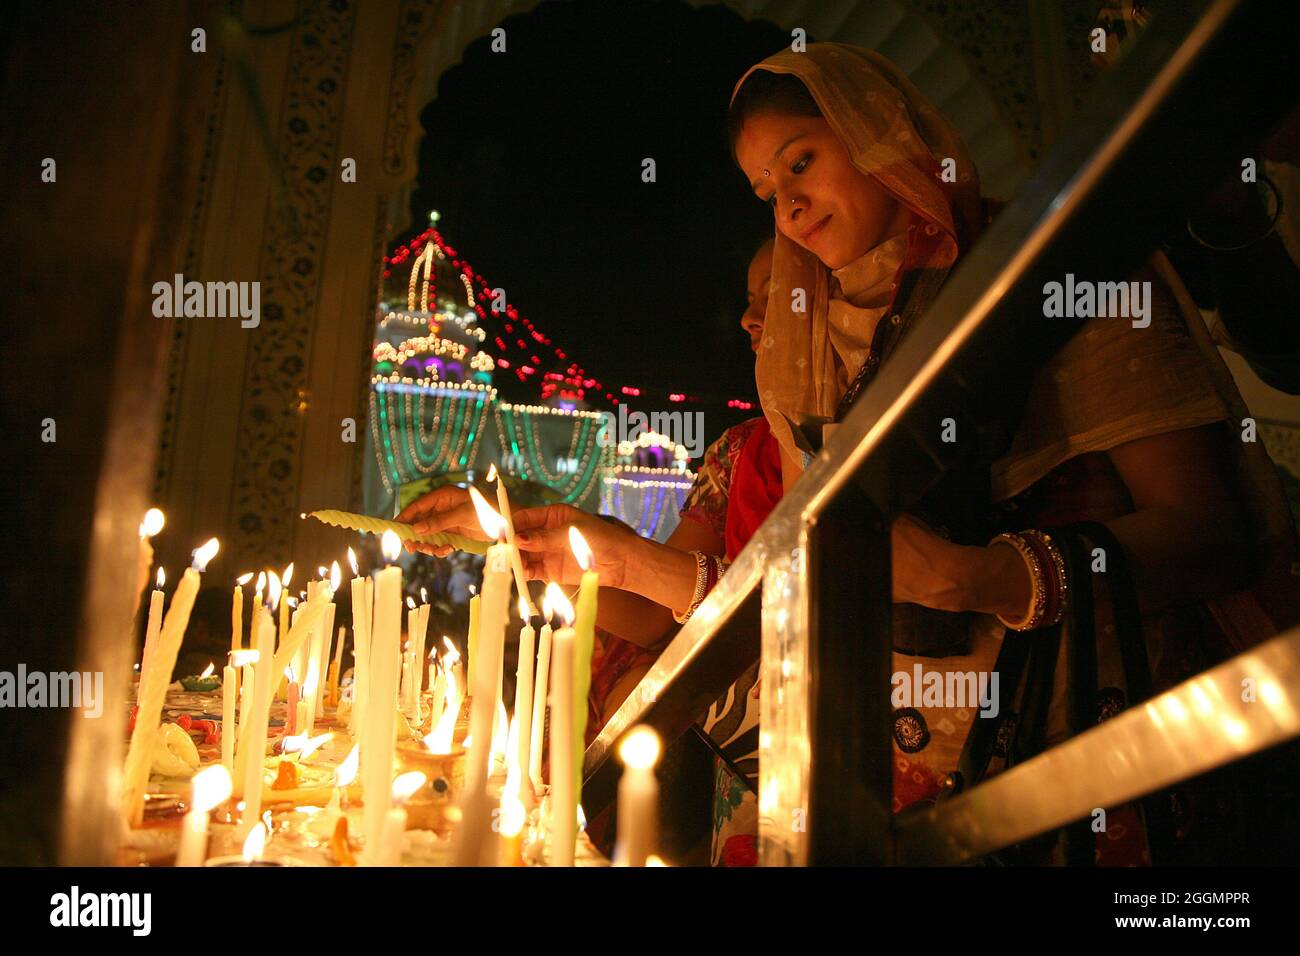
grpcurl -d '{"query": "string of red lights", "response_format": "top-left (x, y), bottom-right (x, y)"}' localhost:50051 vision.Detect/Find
top-left (382, 227), bottom-right (756, 412)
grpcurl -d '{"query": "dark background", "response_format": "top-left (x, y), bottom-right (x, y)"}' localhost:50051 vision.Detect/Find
top-left (408, 0), bottom-right (790, 439)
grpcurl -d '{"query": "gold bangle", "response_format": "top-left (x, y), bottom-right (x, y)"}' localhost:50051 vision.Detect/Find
top-left (989, 532), bottom-right (1047, 631)
top-left (673, 551), bottom-right (710, 624)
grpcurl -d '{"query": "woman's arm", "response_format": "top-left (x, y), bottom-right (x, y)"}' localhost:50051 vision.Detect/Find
top-left (593, 517), bottom-right (725, 647)
top-left (893, 423), bottom-right (1253, 620)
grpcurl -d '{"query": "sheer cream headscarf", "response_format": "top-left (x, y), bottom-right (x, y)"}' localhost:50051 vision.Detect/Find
top-left (732, 43), bottom-right (981, 480)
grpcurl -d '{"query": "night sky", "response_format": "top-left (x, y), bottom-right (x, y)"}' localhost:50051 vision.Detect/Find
top-left (408, 0), bottom-right (791, 444)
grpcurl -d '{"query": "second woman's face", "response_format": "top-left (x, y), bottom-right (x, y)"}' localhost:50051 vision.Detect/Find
top-left (735, 111), bottom-right (906, 269)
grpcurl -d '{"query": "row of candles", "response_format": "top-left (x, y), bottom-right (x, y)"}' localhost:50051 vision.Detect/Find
top-left (128, 469), bottom-right (663, 867)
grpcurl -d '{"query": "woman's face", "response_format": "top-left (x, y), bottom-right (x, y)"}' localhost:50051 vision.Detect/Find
top-left (741, 241), bottom-right (774, 352)
top-left (735, 111), bottom-right (907, 269)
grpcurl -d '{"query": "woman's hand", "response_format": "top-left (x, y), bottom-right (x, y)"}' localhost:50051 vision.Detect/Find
top-left (510, 505), bottom-right (639, 589)
top-left (394, 486), bottom-right (490, 557)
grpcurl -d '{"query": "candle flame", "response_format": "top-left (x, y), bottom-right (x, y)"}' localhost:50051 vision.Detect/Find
top-left (318, 566), bottom-right (328, 579)
top-left (139, 507), bottom-right (165, 538)
top-left (391, 771), bottom-right (427, 804)
top-left (191, 765), bottom-right (232, 814)
top-left (517, 595), bottom-right (530, 621)
top-left (282, 562), bottom-right (294, 588)
top-left (499, 794), bottom-right (526, 838)
top-left (286, 596), bottom-right (299, 609)
top-left (577, 804), bottom-right (588, 831)
top-left (646, 855), bottom-right (668, 867)
top-left (330, 560), bottom-right (342, 592)
top-left (407, 596), bottom-right (416, 610)
top-left (423, 671), bottom-right (459, 753)
top-left (199, 662), bottom-right (215, 680)
top-left (229, 649), bottom-right (259, 667)
top-left (156, 566), bottom-right (166, 589)
top-left (420, 587), bottom-right (428, 604)
top-left (545, 582), bottom-right (574, 627)
top-left (486, 462), bottom-right (498, 483)
top-left (568, 526), bottom-right (593, 571)
top-left (619, 726), bottom-right (661, 770)
top-left (236, 572), bottom-right (253, 586)
top-left (255, 571), bottom-right (266, 595)
top-left (267, 570), bottom-right (281, 611)
top-left (336, 744), bottom-right (360, 787)
top-left (381, 530), bottom-right (401, 562)
top-left (242, 823), bottom-right (267, 862)
top-left (192, 537), bottom-right (220, 572)
top-left (468, 486), bottom-right (507, 541)
top-left (281, 732), bottom-right (307, 754)
top-left (441, 636), bottom-right (460, 664)
top-left (347, 547), bottom-right (359, 576)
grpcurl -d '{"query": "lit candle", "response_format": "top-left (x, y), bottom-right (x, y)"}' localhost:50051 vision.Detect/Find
top-left (614, 726), bottom-right (661, 867)
top-left (569, 527), bottom-right (599, 807)
top-left (445, 634), bottom-right (464, 700)
top-left (348, 547), bottom-right (371, 736)
top-left (411, 589), bottom-right (430, 726)
top-left (529, 593), bottom-right (555, 793)
top-left (467, 592), bottom-right (480, 695)
top-left (423, 668), bottom-right (459, 754)
top-left (140, 566), bottom-right (165, 681)
top-left (229, 572), bottom-right (252, 706)
top-left (427, 654), bottom-right (446, 733)
top-left (174, 765), bottom-right (232, 867)
top-left (362, 531), bottom-right (404, 855)
top-left (223, 648), bottom-right (255, 776)
top-left (454, 487), bottom-right (511, 866)
top-left (122, 538), bottom-right (219, 829)
top-left (279, 562), bottom-right (295, 646)
top-left (498, 777), bottom-right (526, 867)
top-left (316, 562), bottom-right (341, 716)
top-left (488, 463), bottom-right (538, 618)
top-left (512, 596), bottom-right (536, 806)
top-left (239, 604), bottom-right (277, 836)
top-left (252, 571), bottom-right (265, 627)
top-left (367, 771), bottom-right (426, 867)
top-left (548, 588), bottom-right (577, 866)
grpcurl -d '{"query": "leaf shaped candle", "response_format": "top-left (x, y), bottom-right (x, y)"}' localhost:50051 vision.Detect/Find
top-left (306, 510), bottom-right (489, 555)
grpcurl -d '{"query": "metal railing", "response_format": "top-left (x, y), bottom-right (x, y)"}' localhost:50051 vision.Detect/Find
top-left (583, 0), bottom-right (1300, 864)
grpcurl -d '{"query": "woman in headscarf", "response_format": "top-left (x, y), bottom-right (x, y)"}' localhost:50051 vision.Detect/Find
top-left (405, 43), bottom-right (1300, 864)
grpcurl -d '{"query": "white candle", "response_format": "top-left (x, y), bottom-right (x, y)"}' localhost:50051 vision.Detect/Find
top-left (140, 568), bottom-right (165, 680)
top-left (529, 618), bottom-right (553, 792)
top-left (512, 600), bottom-right (536, 804)
top-left (362, 532), bottom-right (404, 856)
top-left (239, 607), bottom-right (277, 836)
top-left (549, 611), bottom-right (576, 867)
top-left (411, 599), bottom-right (430, 726)
top-left (488, 463), bottom-right (538, 618)
top-left (122, 540), bottom-right (217, 829)
top-left (174, 765), bottom-right (232, 867)
top-left (367, 771), bottom-right (425, 867)
top-left (349, 569), bottom-right (372, 735)
top-left (454, 488), bottom-right (512, 866)
top-left (221, 664), bottom-right (237, 775)
top-left (614, 727), bottom-right (661, 866)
